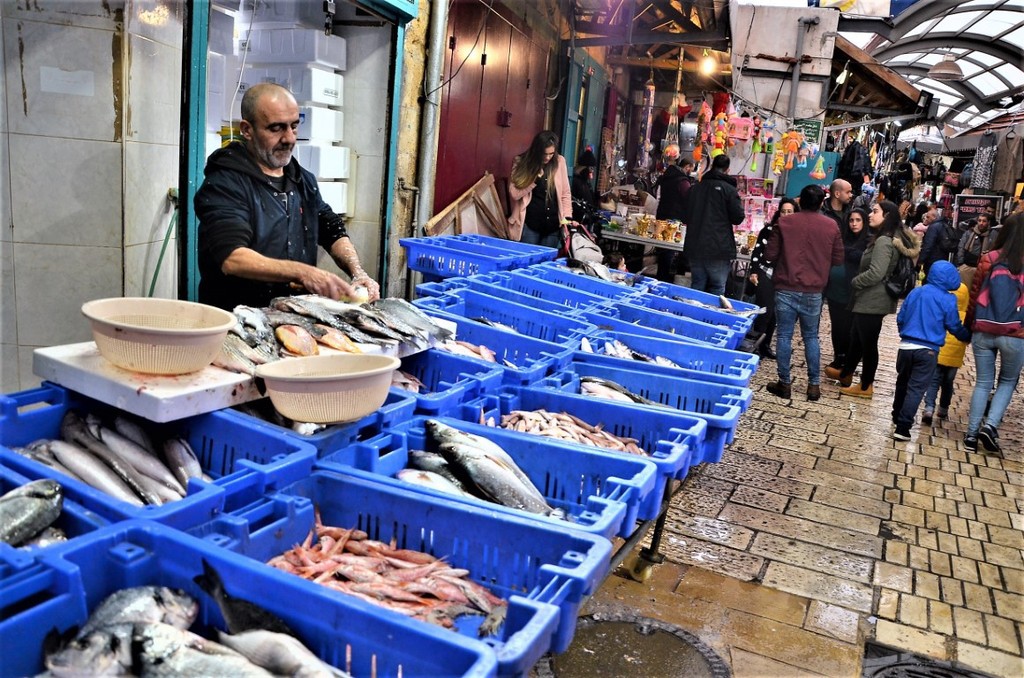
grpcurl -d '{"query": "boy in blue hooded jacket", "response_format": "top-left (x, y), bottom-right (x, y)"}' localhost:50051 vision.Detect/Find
top-left (892, 260), bottom-right (972, 441)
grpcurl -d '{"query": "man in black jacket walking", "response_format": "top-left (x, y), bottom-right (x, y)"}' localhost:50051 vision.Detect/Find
top-left (682, 154), bottom-right (745, 295)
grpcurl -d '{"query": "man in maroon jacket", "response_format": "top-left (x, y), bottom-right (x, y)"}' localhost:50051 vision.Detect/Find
top-left (764, 184), bottom-right (844, 401)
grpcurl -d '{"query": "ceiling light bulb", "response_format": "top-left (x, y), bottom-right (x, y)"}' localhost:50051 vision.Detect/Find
top-left (836, 68), bottom-right (849, 85)
top-left (700, 50), bottom-right (716, 76)
top-left (927, 53), bottom-right (964, 81)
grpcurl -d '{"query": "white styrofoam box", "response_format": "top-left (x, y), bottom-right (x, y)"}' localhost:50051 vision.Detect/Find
top-left (209, 8), bottom-right (236, 55)
top-left (206, 132), bottom-right (223, 160)
top-left (295, 144), bottom-right (350, 180)
top-left (298, 105), bottom-right (343, 142)
top-left (318, 181), bottom-right (348, 215)
top-left (245, 28), bottom-right (346, 71)
top-left (207, 53), bottom-right (227, 130)
top-left (260, 66), bottom-right (343, 107)
top-left (243, 0), bottom-right (326, 29)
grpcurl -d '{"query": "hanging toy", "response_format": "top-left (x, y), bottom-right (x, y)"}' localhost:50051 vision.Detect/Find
top-left (797, 140), bottom-right (810, 169)
top-left (762, 119), bottom-right (776, 155)
top-left (711, 113), bottom-right (728, 157)
top-left (809, 154), bottom-right (827, 180)
top-left (694, 99), bottom-right (713, 162)
top-left (782, 130), bottom-right (803, 170)
top-left (771, 147), bottom-right (786, 175)
top-left (751, 116), bottom-right (762, 154)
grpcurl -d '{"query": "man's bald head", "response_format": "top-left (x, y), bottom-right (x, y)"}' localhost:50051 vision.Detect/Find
top-left (829, 179), bottom-right (853, 207)
top-left (241, 83), bottom-right (296, 125)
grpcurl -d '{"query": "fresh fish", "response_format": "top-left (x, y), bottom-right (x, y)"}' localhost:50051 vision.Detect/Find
top-left (439, 441), bottom-right (552, 515)
top-left (12, 442), bottom-right (85, 483)
top-left (261, 309), bottom-right (328, 336)
top-left (194, 558), bottom-right (295, 635)
top-left (397, 468), bottom-right (478, 499)
top-left (391, 370), bottom-right (425, 393)
top-left (275, 324), bottom-right (319, 356)
top-left (94, 423), bottom-right (186, 494)
top-left (580, 376), bottom-right (667, 408)
top-left (80, 586), bottom-right (199, 637)
top-left (0, 479), bottom-right (63, 545)
top-left (470, 316), bottom-right (518, 333)
top-left (162, 438), bottom-right (203, 490)
top-left (407, 449), bottom-right (459, 480)
top-left (233, 305), bottom-right (276, 346)
top-left (49, 439), bottom-right (145, 506)
top-left (217, 629), bottom-right (350, 678)
top-left (370, 297), bottom-right (453, 343)
top-left (46, 622), bottom-right (135, 677)
top-left (292, 295), bottom-right (419, 342)
top-left (313, 324), bottom-right (362, 352)
top-left (113, 415), bottom-right (158, 456)
top-left (225, 333), bottom-right (279, 365)
top-left (22, 526), bottom-right (68, 548)
top-left (425, 420), bottom-right (541, 498)
top-left (133, 622), bottom-right (274, 677)
top-left (61, 412), bottom-right (161, 505)
top-left (579, 336), bottom-right (594, 353)
top-left (214, 338), bottom-right (259, 376)
top-left (270, 297), bottom-right (386, 346)
top-left (654, 355), bottom-right (682, 368)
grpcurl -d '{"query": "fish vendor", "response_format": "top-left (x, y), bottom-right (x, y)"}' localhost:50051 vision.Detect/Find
top-left (195, 82), bottom-right (380, 310)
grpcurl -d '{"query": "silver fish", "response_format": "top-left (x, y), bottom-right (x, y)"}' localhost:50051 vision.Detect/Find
top-left (0, 479), bottom-right (63, 545)
top-left (134, 622), bottom-right (274, 677)
top-left (80, 586), bottom-right (198, 637)
top-left (579, 376), bottom-right (666, 408)
top-left (439, 441), bottom-right (552, 515)
top-left (214, 338), bottom-right (259, 376)
top-left (224, 333), bottom-right (278, 366)
top-left (234, 305), bottom-right (276, 345)
top-left (49, 439), bottom-right (144, 506)
top-left (46, 622), bottom-right (135, 677)
top-left (12, 442), bottom-right (85, 483)
top-left (162, 438), bottom-right (203, 490)
top-left (217, 629), bottom-right (350, 678)
top-left (61, 412), bottom-right (161, 505)
top-left (95, 424), bottom-right (186, 494)
top-left (425, 420), bottom-right (543, 501)
top-left (113, 415), bottom-right (158, 456)
top-left (407, 449), bottom-right (464, 486)
top-left (397, 468), bottom-right (478, 500)
top-left (22, 525), bottom-right (68, 548)
top-left (370, 298), bottom-right (453, 343)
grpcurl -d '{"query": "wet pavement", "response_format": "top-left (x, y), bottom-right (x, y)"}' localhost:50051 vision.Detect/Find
top-left (576, 311), bottom-right (1023, 677)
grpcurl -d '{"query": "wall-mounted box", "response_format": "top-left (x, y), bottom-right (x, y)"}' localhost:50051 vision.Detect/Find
top-left (295, 144), bottom-right (351, 180)
top-left (318, 181), bottom-right (348, 215)
top-left (245, 28), bottom-right (346, 71)
top-left (252, 65), bottom-right (343, 107)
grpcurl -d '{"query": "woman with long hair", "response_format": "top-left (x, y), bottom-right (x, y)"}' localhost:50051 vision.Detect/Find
top-left (748, 198), bottom-right (798, 359)
top-left (962, 213), bottom-right (1024, 454)
top-left (824, 207), bottom-right (870, 371)
top-left (507, 130), bottom-right (573, 248)
top-left (828, 200), bottom-right (920, 398)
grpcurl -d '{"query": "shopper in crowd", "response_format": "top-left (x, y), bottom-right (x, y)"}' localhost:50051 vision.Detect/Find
top-left (912, 204), bottom-right (934, 239)
top-left (508, 130), bottom-right (573, 249)
top-left (196, 83), bottom-right (379, 310)
top-left (763, 185), bottom-right (844, 401)
top-left (962, 213), bottom-right (1024, 454)
top-left (890, 260), bottom-right (971, 441)
top-left (918, 205), bottom-right (956, 276)
top-left (570, 147), bottom-right (599, 223)
top-left (748, 198), bottom-right (798, 360)
top-left (955, 213), bottom-right (993, 288)
top-left (827, 200), bottom-right (921, 398)
top-left (654, 145), bottom-right (693, 281)
top-left (851, 183), bottom-right (875, 211)
top-left (682, 154), bottom-right (745, 296)
top-left (821, 179), bottom-right (853, 229)
top-left (906, 200), bottom-right (925, 231)
top-left (824, 207), bottom-right (870, 372)
top-left (921, 274), bottom-right (970, 425)
top-left (603, 251), bottom-right (628, 272)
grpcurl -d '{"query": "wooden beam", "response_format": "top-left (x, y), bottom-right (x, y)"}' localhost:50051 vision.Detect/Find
top-left (606, 53), bottom-right (732, 74)
top-left (834, 35), bottom-right (919, 103)
top-left (571, 27), bottom-right (728, 48)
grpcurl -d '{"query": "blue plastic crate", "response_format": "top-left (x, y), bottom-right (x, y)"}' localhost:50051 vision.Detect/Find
top-left (641, 277), bottom-right (760, 312)
top-left (0, 463), bottom-right (107, 558)
top-left (582, 302), bottom-right (739, 349)
top-left (191, 470), bottom-right (612, 671)
top-left (447, 234), bottom-right (558, 267)
top-left (226, 387), bottom-right (417, 456)
top-left (622, 293), bottom-right (756, 336)
top-left (416, 274), bottom-right (586, 317)
top-left (539, 362), bottom-right (752, 464)
top-left (512, 266), bottom-right (638, 302)
top-left (413, 289), bottom-right (598, 345)
top-left (316, 416), bottom-right (658, 538)
top-left (0, 520), bottom-right (497, 678)
top-left (455, 387), bottom-right (707, 515)
top-left (425, 316), bottom-right (575, 386)
top-left (397, 349), bottom-right (505, 416)
top-left (0, 383), bottom-right (317, 530)
top-left (400, 236), bottom-right (523, 279)
top-left (579, 330), bottom-right (760, 387)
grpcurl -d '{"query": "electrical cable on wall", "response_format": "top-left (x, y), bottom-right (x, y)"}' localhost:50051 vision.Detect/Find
top-left (226, 2), bottom-right (261, 143)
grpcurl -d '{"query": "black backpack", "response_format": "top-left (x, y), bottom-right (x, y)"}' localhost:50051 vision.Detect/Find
top-left (938, 221), bottom-right (959, 256)
top-left (885, 252), bottom-right (917, 299)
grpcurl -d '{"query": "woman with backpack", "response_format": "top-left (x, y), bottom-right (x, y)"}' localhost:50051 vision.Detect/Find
top-left (826, 200), bottom-right (920, 398)
top-left (962, 213), bottom-right (1024, 455)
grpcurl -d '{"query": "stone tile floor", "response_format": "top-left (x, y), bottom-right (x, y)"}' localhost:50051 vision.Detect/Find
top-left (582, 313), bottom-right (1023, 677)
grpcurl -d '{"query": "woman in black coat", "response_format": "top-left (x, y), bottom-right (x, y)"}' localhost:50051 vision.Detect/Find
top-left (747, 198), bottom-right (797, 359)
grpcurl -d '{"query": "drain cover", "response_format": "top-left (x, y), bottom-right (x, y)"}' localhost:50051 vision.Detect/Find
top-left (863, 642), bottom-right (997, 678)
top-left (539, 615), bottom-right (731, 678)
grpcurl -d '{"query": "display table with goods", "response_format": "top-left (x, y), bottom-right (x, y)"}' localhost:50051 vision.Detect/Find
top-left (0, 240), bottom-right (763, 676)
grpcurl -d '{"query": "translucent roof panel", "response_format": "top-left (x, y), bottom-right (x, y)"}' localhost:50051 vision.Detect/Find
top-left (839, 0), bottom-right (1024, 132)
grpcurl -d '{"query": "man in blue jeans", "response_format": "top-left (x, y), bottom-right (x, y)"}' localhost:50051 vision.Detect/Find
top-left (682, 154), bottom-right (745, 295)
top-left (764, 185), bottom-right (844, 401)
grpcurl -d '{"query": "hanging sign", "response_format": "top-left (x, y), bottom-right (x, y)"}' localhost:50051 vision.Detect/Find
top-left (792, 118), bottom-right (823, 147)
top-left (953, 194), bottom-right (1004, 229)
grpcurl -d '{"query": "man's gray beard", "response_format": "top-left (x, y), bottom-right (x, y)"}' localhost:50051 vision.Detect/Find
top-left (256, 146), bottom-right (292, 170)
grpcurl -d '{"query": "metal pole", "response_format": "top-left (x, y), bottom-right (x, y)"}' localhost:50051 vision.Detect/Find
top-left (414, 0), bottom-right (450, 236)
top-left (778, 16), bottom-right (819, 197)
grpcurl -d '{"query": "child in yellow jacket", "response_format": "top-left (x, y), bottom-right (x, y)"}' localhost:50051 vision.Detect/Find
top-left (921, 281), bottom-right (970, 424)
